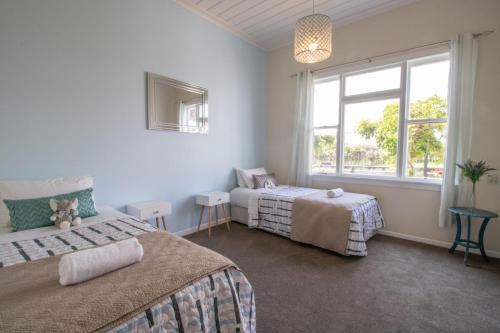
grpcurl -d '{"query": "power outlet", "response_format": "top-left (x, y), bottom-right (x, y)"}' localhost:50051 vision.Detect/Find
top-left (487, 174), bottom-right (499, 184)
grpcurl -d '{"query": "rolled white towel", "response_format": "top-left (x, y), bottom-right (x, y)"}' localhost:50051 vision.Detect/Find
top-left (59, 237), bottom-right (144, 286)
top-left (326, 188), bottom-right (344, 198)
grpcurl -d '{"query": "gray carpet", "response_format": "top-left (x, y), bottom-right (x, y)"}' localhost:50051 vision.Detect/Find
top-left (186, 222), bottom-right (500, 333)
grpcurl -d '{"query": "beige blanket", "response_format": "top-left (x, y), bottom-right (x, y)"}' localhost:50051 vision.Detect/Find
top-left (0, 232), bottom-right (234, 333)
top-left (291, 191), bottom-right (374, 254)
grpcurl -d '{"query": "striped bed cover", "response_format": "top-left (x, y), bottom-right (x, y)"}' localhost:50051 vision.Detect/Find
top-left (248, 186), bottom-right (384, 256)
top-left (0, 216), bottom-right (255, 333)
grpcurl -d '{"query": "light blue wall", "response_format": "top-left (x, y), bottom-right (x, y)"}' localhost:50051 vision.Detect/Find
top-left (0, 0), bottom-right (267, 232)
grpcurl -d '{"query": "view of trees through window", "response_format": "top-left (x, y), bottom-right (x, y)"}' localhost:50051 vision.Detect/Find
top-left (312, 54), bottom-right (450, 180)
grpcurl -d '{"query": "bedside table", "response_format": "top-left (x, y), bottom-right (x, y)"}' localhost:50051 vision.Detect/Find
top-left (195, 191), bottom-right (230, 238)
top-left (127, 200), bottom-right (172, 231)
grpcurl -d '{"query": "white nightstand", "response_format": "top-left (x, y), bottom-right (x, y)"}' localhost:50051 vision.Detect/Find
top-left (127, 200), bottom-right (172, 231)
top-left (195, 191), bottom-right (230, 238)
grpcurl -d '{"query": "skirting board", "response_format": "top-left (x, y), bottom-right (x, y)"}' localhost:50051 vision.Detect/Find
top-left (175, 223), bottom-right (500, 259)
top-left (378, 229), bottom-right (500, 259)
top-left (174, 223), bottom-right (210, 237)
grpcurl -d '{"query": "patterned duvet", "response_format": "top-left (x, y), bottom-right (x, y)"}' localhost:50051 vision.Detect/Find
top-left (0, 214), bottom-right (255, 333)
top-left (247, 186), bottom-right (384, 256)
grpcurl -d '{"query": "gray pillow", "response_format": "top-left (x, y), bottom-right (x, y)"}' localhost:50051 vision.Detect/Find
top-left (253, 173), bottom-right (278, 189)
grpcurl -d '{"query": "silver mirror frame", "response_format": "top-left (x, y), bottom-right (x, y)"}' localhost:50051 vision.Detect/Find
top-left (147, 72), bottom-right (208, 134)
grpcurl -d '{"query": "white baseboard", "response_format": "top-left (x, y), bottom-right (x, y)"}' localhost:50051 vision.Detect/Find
top-left (378, 229), bottom-right (500, 259)
top-left (174, 223), bottom-right (209, 237)
top-left (174, 222), bottom-right (500, 260)
top-left (174, 218), bottom-right (231, 237)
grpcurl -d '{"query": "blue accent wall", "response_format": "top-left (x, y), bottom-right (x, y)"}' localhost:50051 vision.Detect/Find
top-left (0, 0), bottom-right (267, 232)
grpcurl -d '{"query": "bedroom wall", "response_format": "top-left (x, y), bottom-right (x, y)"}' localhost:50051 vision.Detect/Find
top-left (267, 0), bottom-right (500, 253)
top-left (0, 0), bottom-right (267, 232)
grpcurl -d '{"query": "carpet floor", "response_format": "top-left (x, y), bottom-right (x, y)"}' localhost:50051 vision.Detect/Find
top-left (186, 222), bottom-right (500, 333)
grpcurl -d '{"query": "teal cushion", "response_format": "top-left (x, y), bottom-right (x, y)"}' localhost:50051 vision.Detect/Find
top-left (4, 188), bottom-right (98, 232)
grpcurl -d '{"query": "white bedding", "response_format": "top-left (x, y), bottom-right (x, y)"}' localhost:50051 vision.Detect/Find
top-left (230, 186), bottom-right (320, 211)
top-left (230, 187), bottom-right (267, 208)
top-left (0, 206), bottom-right (129, 244)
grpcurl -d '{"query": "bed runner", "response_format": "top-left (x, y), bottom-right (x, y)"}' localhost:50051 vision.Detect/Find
top-left (291, 191), bottom-right (375, 255)
top-left (0, 217), bottom-right (156, 267)
top-left (0, 231), bottom-right (235, 333)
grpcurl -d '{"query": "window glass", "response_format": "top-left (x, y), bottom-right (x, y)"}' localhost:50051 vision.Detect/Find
top-left (343, 99), bottom-right (400, 176)
top-left (313, 128), bottom-right (337, 174)
top-left (406, 123), bottom-right (447, 179)
top-left (408, 60), bottom-right (450, 120)
top-left (314, 79), bottom-right (340, 127)
top-left (345, 66), bottom-right (401, 96)
top-left (311, 52), bottom-right (450, 182)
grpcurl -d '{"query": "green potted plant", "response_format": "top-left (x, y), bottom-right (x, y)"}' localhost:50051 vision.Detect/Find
top-left (456, 160), bottom-right (496, 208)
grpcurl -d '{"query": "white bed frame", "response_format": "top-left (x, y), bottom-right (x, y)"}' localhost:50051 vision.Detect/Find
top-left (230, 204), bottom-right (249, 225)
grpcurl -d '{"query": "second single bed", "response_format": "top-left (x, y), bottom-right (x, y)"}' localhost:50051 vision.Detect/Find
top-left (230, 186), bottom-right (384, 256)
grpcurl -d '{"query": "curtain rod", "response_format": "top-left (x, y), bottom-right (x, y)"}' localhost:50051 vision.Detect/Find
top-left (289, 30), bottom-right (494, 78)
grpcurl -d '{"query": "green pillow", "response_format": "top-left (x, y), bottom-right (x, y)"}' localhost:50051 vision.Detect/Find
top-left (4, 188), bottom-right (98, 232)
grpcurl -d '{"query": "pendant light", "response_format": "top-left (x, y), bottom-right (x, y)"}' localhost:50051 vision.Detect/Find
top-left (294, 0), bottom-right (332, 64)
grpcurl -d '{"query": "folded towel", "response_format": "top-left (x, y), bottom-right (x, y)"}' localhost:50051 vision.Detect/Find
top-left (59, 237), bottom-right (143, 286)
top-left (326, 188), bottom-right (344, 198)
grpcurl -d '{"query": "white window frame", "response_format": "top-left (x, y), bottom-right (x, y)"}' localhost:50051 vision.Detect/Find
top-left (312, 75), bottom-right (340, 175)
top-left (312, 47), bottom-right (450, 190)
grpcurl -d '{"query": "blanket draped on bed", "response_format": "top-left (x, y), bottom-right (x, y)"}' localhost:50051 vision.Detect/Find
top-left (291, 191), bottom-right (376, 255)
top-left (0, 231), bottom-right (235, 333)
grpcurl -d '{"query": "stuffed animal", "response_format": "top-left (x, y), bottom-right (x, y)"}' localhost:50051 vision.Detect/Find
top-left (264, 178), bottom-right (276, 189)
top-left (49, 198), bottom-right (82, 229)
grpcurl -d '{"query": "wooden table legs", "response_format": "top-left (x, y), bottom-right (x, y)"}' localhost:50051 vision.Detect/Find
top-left (155, 216), bottom-right (168, 231)
top-left (161, 216), bottom-right (168, 231)
top-left (207, 206), bottom-right (212, 238)
top-left (197, 206), bottom-right (205, 232)
top-left (198, 204), bottom-right (231, 238)
top-left (221, 204), bottom-right (230, 231)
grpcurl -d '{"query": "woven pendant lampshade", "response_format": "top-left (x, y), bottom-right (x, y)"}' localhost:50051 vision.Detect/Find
top-left (294, 14), bottom-right (332, 64)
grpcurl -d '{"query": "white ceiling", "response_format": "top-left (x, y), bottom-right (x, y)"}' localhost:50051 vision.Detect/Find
top-left (176, 0), bottom-right (418, 50)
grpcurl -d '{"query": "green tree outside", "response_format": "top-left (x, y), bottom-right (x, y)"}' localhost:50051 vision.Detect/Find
top-left (356, 95), bottom-right (447, 177)
top-left (313, 134), bottom-right (336, 169)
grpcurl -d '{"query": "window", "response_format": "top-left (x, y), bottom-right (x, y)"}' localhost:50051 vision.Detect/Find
top-left (312, 78), bottom-right (339, 174)
top-left (343, 99), bottom-right (400, 176)
top-left (405, 58), bottom-right (450, 179)
top-left (312, 51), bottom-right (450, 182)
top-left (345, 66), bottom-right (401, 96)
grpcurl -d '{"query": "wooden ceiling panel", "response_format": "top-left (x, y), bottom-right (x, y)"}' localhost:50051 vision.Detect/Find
top-left (177, 0), bottom-right (418, 50)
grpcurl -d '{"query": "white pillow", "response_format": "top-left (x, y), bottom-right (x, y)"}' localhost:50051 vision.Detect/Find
top-left (240, 168), bottom-right (267, 189)
top-left (0, 176), bottom-right (94, 228)
top-left (235, 168), bottom-right (246, 187)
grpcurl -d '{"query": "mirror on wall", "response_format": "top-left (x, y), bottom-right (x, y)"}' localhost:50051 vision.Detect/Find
top-left (147, 72), bottom-right (208, 134)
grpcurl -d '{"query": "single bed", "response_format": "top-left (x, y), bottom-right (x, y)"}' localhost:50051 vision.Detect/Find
top-left (0, 206), bottom-right (255, 332)
top-left (230, 185), bottom-right (384, 256)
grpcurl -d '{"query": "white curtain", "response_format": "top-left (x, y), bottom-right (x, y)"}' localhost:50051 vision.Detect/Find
top-left (439, 33), bottom-right (478, 227)
top-left (289, 70), bottom-right (314, 187)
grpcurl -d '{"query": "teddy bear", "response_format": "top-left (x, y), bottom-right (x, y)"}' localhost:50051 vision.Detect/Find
top-left (49, 198), bottom-right (82, 229)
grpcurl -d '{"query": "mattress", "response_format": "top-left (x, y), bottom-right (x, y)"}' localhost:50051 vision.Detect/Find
top-left (230, 187), bottom-right (264, 208)
top-left (230, 185), bottom-right (300, 208)
top-left (0, 208), bottom-right (256, 333)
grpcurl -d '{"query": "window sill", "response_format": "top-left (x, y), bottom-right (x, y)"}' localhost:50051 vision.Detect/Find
top-left (311, 173), bottom-right (442, 192)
